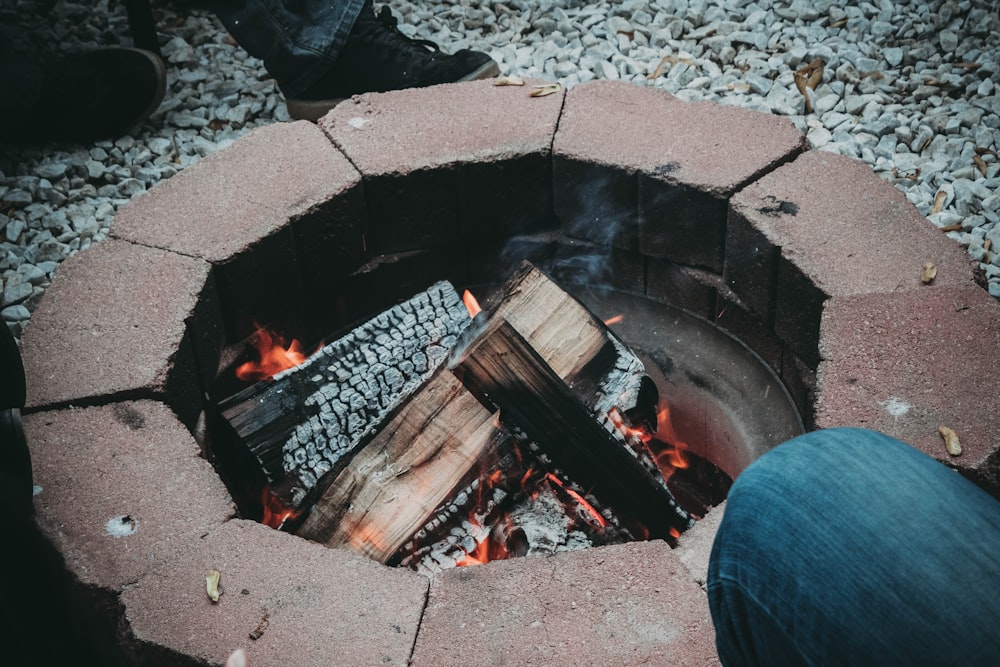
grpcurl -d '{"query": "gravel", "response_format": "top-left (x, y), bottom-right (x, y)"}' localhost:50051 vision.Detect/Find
top-left (2, 0), bottom-right (999, 342)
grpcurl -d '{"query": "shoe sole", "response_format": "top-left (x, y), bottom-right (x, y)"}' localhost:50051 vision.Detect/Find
top-left (285, 59), bottom-right (503, 123)
top-left (115, 47), bottom-right (168, 136)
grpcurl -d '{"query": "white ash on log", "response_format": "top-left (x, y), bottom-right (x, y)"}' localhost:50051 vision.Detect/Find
top-left (217, 281), bottom-right (471, 508)
top-left (450, 317), bottom-right (693, 540)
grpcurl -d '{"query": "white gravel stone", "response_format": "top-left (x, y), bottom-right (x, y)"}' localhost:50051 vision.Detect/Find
top-left (1, 0), bottom-right (998, 343)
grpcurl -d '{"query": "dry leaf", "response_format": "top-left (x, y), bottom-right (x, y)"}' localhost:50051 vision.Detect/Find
top-left (973, 155), bottom-right (988, 177)
top-left (493, 75), bottom-right (525, 87)
top-left (793, 59), bottom-right (823, 114)
top-left (206, 569), bottom-right (222, 603)
top-left (920, 262), bottom-right (937, 284)
top-left (974, 147), bottom-right (997, 157)
top-left (648, 54), bottom-right (695, 79)
top-left (829, 17), bottom-right (848, 28)
top-left (938, 425), bottom-right (962, 456)
top-left (530, 83), bottom-right (562, 98)
top-left (955, 62), bottom-right (982, 70)
top-left (931, 190), bottom-right (948, 214)
top-left (249, 613), bottom-right (270, 640)
top-left (938, 223), bottom-right (963, 232)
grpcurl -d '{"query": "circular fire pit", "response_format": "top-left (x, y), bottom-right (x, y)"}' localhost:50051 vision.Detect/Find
top-left (20, 80), bottom-right (999, 666)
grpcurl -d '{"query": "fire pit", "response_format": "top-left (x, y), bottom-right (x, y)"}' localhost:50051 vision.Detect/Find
top-left (20, 80), bottom-right (999, 666)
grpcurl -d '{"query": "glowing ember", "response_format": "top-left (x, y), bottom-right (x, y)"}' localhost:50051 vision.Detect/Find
top-left (261, 487), bottom-right (301, 530)
top-left (603, 314), bottom-right (624, 326)
top-left (456, 519), bottom-right (512, 567)
top-left (236, 327), bottom-right (310, 382)
top-left (545, 473), bottom-right (608, 528)
top-left (462, 290), bottom-right (482, 318)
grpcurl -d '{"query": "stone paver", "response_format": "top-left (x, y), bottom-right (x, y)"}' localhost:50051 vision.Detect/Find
top-left (112, 121), bottom-right (364, 339)
top-left (25, 401), bottom-right (234, 593)
top-left (726, 150), bottom-right (976, 364)
top-left (121, 520), bottom-right (428, 667)
top-left (411, 541), bottom-right (719, 667)
top-left (816, 285), bottom-right (1000, 493)
top-left (554, 80), bottom-right (806, 267)
top-left (20, 238), bottom-right (216, 425)
top-left (320, 79), bottom-right (563, 252)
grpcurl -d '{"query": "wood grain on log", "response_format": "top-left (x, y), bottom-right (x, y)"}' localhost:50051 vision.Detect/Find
top-left (295, 370), bottom-right (504, 562)
top-left (451, 318), bottom-right (692, 540)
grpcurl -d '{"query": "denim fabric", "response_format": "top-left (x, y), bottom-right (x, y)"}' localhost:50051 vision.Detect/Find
top-left (212, 0), bottom-right (365, 97)
top-left (708, 427), bottom-right (1000, 666)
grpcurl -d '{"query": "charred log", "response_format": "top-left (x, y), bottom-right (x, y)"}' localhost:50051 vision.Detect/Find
top-left (218, 281), bottom-right (471, 508)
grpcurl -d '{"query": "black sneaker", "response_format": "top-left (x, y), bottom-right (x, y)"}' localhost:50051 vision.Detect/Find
top-left (286, 0), bottom-right (500, 121)
top-left (30, 47), bottom-right (166, 142)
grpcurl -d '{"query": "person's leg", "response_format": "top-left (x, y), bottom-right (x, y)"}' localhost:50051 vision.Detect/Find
top-left (708, 427), bottom-right (1000, 666)
top-left (211, 0), bottom-right (366, 99)
top-left (0, 25), bottom-right (42, 133)
top-left (212, 0), bottom-right (498, 120)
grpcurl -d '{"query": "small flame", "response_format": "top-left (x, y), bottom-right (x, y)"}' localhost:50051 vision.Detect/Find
top-left (261, 487), bottom-right (301, 530)
top-left (463, 290), bottom-right (482, 318)
top-left (545, 473), bottom-right (608, 528)
top-left (604, 314), bottom-right (624, 326)
top-left (236, 327), bottom-right (310, 382)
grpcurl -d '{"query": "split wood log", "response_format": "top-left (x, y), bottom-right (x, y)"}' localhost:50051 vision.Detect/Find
top-left (294, 369), bottom-right (506, 563)
top-left (450, 317), bottom-right (693, 540)
top-left (487, 261), bottom-right (658, 429)
top-left (217, 281), bottom-right (471, 508)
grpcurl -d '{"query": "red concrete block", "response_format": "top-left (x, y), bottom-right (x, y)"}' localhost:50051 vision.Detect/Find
top-left (20, 239), bottom-right (216, 426)
top-left (411, 541), bottom-right (719, 667)
top-left (816, 285), bottom-right (1000, 495)
top-left (554, 81), bottom-right (806, 268)
top-left (24, 401), bottom-right (234, 593)
top-left (111, 121), bottom-right (364, 340)
top-left (726, 150), bottom-right (976, 365)
top-left (319, 79), bottom-right (563, 252)
top-left (121, 520), bottom-right (428, 667)
top-left (675, 502), bottom-right (727, 589)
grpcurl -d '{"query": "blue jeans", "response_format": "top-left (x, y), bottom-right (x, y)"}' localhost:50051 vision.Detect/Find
top-left (708, 428), bottom-right (1000, 666)
top-left (212, 0), bottom-right (365, 97)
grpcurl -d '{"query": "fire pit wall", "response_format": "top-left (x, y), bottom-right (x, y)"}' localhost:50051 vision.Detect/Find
top-left (19, 80), bottom-right (1000, 666)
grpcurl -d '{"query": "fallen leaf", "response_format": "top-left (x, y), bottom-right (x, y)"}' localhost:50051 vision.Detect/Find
top-left (793, 59), bottom-right (824, 114)
top-left (938, 425), bottom-right (962, 456)
top-left (249, 613), bottom-right (270, 640)
top-left (931, 190), bottom-right (948, 214)
top-left (955, 61), bottom-right (982, 70)
top-left (493, 75), bottom-right (525, 87)
top-left (648, 54), bottom-right (695, 79)
top-left (530, 83), bottom-right (562, 98)
top-left (973, 155), bottom-right (988, 177)
top-left (974, 147), bottom-right (997, 157)
top-left (206, 569), bottom-right (222, 603)
top-left (938, 223), bottom-right (963, 232)
top-left (920, 262), bottom-right (937, 284)
top-left (829, 17), bottom-right (848, 28)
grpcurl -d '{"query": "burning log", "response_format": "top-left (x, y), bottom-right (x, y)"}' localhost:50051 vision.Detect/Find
top-left (294, 369), bottom-right (507, 562)
top-left (487, 261), bottom-right (658, 429)
top-left (217, 281), bottom-right (471, 508)
top-left (450, 317), bottom-right (692, 540)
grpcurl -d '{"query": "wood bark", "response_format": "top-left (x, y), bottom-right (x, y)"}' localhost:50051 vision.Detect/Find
top-left (451, 317), bottom-right (692, 540)
top-left (217, 281), bottom-right (471, 508)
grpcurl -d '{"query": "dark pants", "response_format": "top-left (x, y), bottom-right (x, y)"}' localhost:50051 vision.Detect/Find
top-left (212, 0), bottom-right (365, 97)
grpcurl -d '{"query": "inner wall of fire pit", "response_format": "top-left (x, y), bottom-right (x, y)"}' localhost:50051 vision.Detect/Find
top-left (206, 241), bottom-right (803, 552)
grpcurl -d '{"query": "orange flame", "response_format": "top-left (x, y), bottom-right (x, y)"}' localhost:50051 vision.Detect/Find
top-left (462, 290), bottom-right (482, 318)
top-left (236, 327), bottom-right (310, 382)
top-left (604, 314), bottom-right (624, 326)
top-left (545, 473), bottom-right (608, 528)
top-left (456, 518), bottom-right (511, 567)
top-left (261, 487), bottom-right (301, 530)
